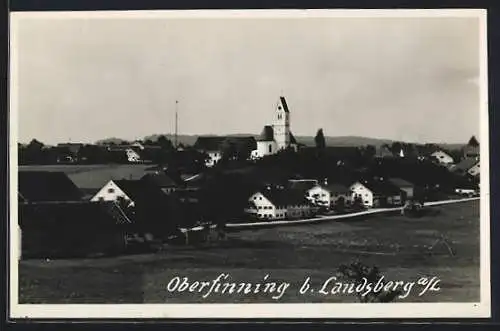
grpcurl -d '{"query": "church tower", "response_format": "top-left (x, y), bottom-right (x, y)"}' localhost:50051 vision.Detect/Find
top-left (273, 96), bottom-right (291, 150)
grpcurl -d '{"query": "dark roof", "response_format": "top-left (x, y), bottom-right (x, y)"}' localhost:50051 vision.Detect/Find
top-left (18, 171), bottom-right (83, 202)
top-left (194, 137), bottom-right (226, 151)
top-left (287, 179), bottom-right (318, 191)
top-left (357, 178), bottom-right (402, 196)
top-left (140, 173), bottom-right (178, 188)
top-left (194, 136), bottom-right (257, 153)
top-left (325, 183), bottom-right (351, 194)
top-left (279, 96), bottom-right (290, 113)
top-left (452, 158), bottom-right (479, 172)
top-left (289, 132), bottom-right (298, 145)
top-left (260, 187), bottom-right (309, 207)
top-left (259, 125), bottom-right (274, 141)
top-left (388, 178), bottom-right (414, 188)
top-left (113, 179), bottom-right (168, 204)
top-left (18, 201), bottom-right (131, 227)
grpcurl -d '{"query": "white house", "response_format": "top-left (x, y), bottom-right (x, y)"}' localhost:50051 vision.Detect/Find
top-left (350, 181), bottom-right (374, 207)
top-left (306, 185), bottom-right (331, 208)
top-left (244, 191), bottom-right (287, 220)
top-left (91, 180), bottom-right (135, 206)
top-left (125, 148), bottom-right (141, 162)
top-left (207, 151), bottom-right (222, 167)
top-left (431, 150), bottom-right (454, 165)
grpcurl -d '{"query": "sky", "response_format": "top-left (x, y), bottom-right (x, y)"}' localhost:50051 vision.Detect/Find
top-left (12, 12), bottom-right (482, 145)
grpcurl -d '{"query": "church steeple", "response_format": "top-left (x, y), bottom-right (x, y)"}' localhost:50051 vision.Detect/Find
top-left (273, 96), bottom-right (291, 150)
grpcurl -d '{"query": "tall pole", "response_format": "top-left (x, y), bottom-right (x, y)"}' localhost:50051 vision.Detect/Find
top-left (175, 100), bottom-right (178, 148)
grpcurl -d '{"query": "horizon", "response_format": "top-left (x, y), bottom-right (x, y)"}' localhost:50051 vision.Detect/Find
top-left (12, 12), bottom-right (482, 146)
top-left (17, 132), bottom-right (475, 147)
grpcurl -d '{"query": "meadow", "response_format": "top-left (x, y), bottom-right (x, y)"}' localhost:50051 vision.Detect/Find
top-left (18, 200), bottom-right (480, 303)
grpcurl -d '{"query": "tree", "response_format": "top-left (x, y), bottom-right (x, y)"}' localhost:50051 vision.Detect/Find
top-left (390, 141), bottom-right (403, 156)
top-left (337, 262), bottom-right (402, 303)
top-left (364, 145), bottom-right (376, 159)
top-left (157, 135), bottom-right (174, 151)
top-left (314, 129), bottom-right (326, 150)
top-left (468, 136), bottom-right (479, 147)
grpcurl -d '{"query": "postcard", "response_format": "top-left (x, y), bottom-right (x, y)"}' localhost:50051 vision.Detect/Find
top-left (9, 8), bottom-right (490, 319)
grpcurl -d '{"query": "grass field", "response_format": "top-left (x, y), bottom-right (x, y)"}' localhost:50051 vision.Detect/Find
top-left (18, 200), bottom-right (480, 304)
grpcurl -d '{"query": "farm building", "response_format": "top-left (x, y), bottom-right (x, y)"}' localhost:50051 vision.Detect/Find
top-left (245, 186), bottom-right (315, 221)
top-left (431, 150), bottom-right (455, 165)
top-left (388, 177), bottom-right (415, 201)
top-left (140, 173), bottom-right (179, 194)
top-left (19, 164), bottom-right (155, 199)
top-left (18, 171), bottom-right (83, 203)
top-left (451, 158), bottom-right (480, 177)
top-left (91, 179), bottom-right (183, 236)
top-left (18, 201), bottom-right (132, 259)
top-left (324, 182), bottom-right (352, 208)
top-left (350, 178), bottom-right (403, 208)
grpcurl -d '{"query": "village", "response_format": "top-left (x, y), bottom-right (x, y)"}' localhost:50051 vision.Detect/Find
top-left (16, 96), bottom-right (481, 260)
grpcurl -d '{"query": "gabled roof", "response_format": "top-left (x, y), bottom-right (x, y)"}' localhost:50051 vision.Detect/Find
top-left (388, 177), bottom-right (414, 188)
top-left (355, 178), bottom-right (402, 196)
top-left (259, 125), bottom-right (274, 141)
top-left (259, 187), bottom-right (309, 207)
top-left (278, 96), bottom-right (290, 113)
top-left (194, 136), bottom-right (226, 151)
top-left (140, 173), bottom-right (178, 188)
top-left (18, 171), bottom-right (83, 202)
top-left (18, 201), bottom-right (131, 227)
top-left (113, 179), bottom-right (168, 204)
top-left (452, 158), bottom-right (479, 172)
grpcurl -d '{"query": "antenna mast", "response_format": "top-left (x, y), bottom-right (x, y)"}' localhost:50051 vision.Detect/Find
top-left (175, 100), bottom-right (179, 148)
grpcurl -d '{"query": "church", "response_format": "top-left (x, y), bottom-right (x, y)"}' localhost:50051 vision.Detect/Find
top-left (250, 96), bottom-right (298, 160)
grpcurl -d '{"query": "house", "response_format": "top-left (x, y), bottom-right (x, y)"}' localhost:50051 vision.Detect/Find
top-left (388, 177), bottom-right (415, 201)
top-left (140, 173), bottom-right (179, 194)
top-left (451, 158), bottom-right (480, 177)
top-left (324, 182), bottom-right (352, 208)
top-left (107, 146), bottom-right (142, 163)
top-left (55, 143), bottom-right (84, 163)
top-left (18, 201), bottom-right (132, 259)
top-left (194, 136), bottom-right (257, 166)
top-left (251, 96), bottom-right (299, 159)
top-left (244, 187), bottom-right (314, 220)
top-left (91, 179), bottom-right (183, 236)
top-left (375, 145), bottom-right (394, 159)
top-left (463, 136), bottom-right (480, 159)
top-left (305, 185), bottom-right (331, 208)
top-left (350, 178), bottom-right (403, 208)
top-left (430, 150), bottom-right (454, 165)
top-left (18, 171), bottom-right (83, 203)
top-left (91, 179), bottom-right (167, 206)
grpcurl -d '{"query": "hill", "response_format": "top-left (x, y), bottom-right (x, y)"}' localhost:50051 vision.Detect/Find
top-left (96, 134), bottom-right (466, 150)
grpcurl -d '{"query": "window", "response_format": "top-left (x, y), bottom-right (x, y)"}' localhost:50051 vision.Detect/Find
top-left (258, 214), bottom-right (262, 218)
top-left (98, 197), bottom-right (104, 201)
top-left (364, 201), bottom-right (369, 204)
top-left (107, 188), bottom-right (115, 194)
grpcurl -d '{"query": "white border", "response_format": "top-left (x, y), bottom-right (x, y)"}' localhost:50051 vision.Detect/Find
top-left (8, 9), bottom-right (490, 319)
